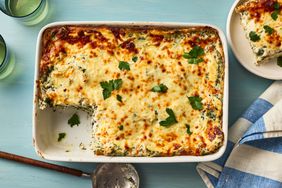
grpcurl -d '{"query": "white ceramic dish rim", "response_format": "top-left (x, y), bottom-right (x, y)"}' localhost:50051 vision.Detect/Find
top-left (33, 21), bottom-right (229, 163)
top-left (226, 0), bottom-right (282, 80)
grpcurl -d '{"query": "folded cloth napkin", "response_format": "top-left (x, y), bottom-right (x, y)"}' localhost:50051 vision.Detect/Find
top-left (197, 81), bottom-right (282, 188)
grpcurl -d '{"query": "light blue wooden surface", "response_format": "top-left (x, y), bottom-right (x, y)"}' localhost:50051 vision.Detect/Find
top-left (0, 0), bottom-right (272, 187)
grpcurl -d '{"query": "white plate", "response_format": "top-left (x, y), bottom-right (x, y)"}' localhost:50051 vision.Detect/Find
top-left (33, 21), bottom-right (229, 163)
top-left (227, 0), bottom-right (282, 80)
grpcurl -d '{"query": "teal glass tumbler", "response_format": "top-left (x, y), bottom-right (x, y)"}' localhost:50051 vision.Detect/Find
top-left (0, 0), bottom-right (48, 26)
top-left (0, 35), bottom-right (15, 80)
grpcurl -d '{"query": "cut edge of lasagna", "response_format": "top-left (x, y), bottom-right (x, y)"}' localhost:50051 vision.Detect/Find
top-left (236, 0), bottom-right (282, 65)
top-left (38, 25), bottom-right (225, 157)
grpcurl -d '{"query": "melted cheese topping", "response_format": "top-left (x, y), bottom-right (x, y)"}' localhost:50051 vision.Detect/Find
top-left (39, 26), bottom-right (225, 156)
top-left (236, 0), bottom-right (282, 64)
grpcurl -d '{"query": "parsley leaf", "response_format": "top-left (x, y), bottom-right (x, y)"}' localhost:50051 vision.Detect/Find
top-left (183, 53), bottom-right (191, 59)
top-left (100, 79), bottom-right (123, 100)
top-left (100, 81), bottom-right (114, 91)
top-left (159, 108), bottom-right (178, 127)
top-left (132, 56), bottom-right (138, 62)
top-left (188, 58), bottom-right (204, 64)
top-left (271, 10), bottom-right (279, 21)
top-left (151, 84), bottom-right (168, 93)
top-left (119, 61), bottom-right (130, 70)
top-left (118, 125), bottom-right (124, 130)
top-left (117, 94), bottom-right (123, 102)
top-left (112, 79), bottom-right (123, 90)
top-left (68, 113), bottom-right (80, 127)
top-left (102, 89), bottom-right (112, 100)
top-left (188, 96), bottom-right (203, 110)
top-left (183, 45), bottom-right (205, 64)
top-left (277, 56), bottom-right (282, 67)
top-left (263, 25), bottom-right (274, 35)
top-left (249, 31), bottom-right (260, 42)
top-left (187, 45), bottom-right (205, 58)
top-left (185, 124), bottom-right (192, 135)
top-left (58, 133), bottom-right (66, 142)
top-left (274, 2), bottom-right (280, 10)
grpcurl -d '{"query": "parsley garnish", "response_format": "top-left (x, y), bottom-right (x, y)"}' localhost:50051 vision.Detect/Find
top-left (132, 56), bottom-right (138, 62)
top-left (185, 124), bottom-right (192, 135)
top-left (263, 25), bottom-right (274, 35)
top-left (159, 108), bottom-right (178, 127)
top-left (249, 31), bottom-right (260, 42)
top-left (112, 79), bottom-right (122, 89)
top-left (118, 61), bottom-right (130, 70)
top-left (102, 89), bottom-right (111, 100)
top-left (188, 58), bottom-right (204, 64)
top-left (277, 56), bottom-right (282, 67)
top-left (187, 45), bottom-right (205, 57)
top-left (100, 79), bottom-right (123, 100)
top-left (182, 53), bottom-right (190, 59)
top-left (68, 113), bottom-right (80, 127)
top-left (271, 2), bottom-right (280, 20)
top-left (274, 2), bottom-right (280, 10)
top-left (58, 133), bottom-right (66, 142)
top-left (183, 45), bottom-right (205, 64)
top-left (188, 96), bottom-right (203, 110)
top-left (271, 10), bottom-right (279, 20)
top-left (117, 94), bottom-right (123, 102)
top-left (118, 125), bottom-right (124, 130)
top-left (151, 84), bottom-right (168, 93)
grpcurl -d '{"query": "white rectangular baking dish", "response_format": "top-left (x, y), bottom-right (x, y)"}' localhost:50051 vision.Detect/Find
top-left (33, 21), bottom-right (229, 163)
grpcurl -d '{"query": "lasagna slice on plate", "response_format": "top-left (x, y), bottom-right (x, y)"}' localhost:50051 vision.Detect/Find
top-left (236, 0), bottom-right (282, 65)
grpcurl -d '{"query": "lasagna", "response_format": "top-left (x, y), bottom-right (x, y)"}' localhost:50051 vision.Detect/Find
top-left (38, 25), bottom-right (225, 157)
top-left (236, 0), bottom-right (282, 64)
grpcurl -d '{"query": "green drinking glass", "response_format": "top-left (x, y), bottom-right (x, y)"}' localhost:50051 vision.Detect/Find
top-left (0, 35), bottom-right (15, 80)
top-left (0, 0), bottom-right (48, 26)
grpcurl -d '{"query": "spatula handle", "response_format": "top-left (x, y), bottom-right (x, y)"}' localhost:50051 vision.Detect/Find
top-left (0, 151), bottom-right (90, 177)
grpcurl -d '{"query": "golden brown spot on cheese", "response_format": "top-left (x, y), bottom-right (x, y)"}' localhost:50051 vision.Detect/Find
top-left (266, 31), bottom-right (282, 47)
top-left (150, 33), bottom-right (164, 42)
top-left (144, 123), bottom-right (149, 130)
top-left (127, 76), bottom-right (135, 81)
top-left (90, 42), bottom-right (98, 49)
top-left (124, 142), bottom-right (130, 151)
top-left (173, 143), bottom-right (181, 150)
top-left (149, 33), bottom-right (164, 47)
top-left (163, 133), bottom-right (178, 142)
top-left (120, 39), bottom-right (138, 54)
top-left (110, 28), bottom-right (126, 41)
top-left (156, 143), bottom-right (164, 147)
top-left (120, 133), bottom-right (125, 140)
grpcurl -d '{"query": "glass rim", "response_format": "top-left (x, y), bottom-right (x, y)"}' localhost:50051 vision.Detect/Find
top-left (0, 34), bottom-right (7, 68)
top-left (0, 0), bottom-right (44, 18)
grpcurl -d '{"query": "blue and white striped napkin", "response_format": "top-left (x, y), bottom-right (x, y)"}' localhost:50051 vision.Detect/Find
top-left (197, 81), bottom-right (282, 188)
